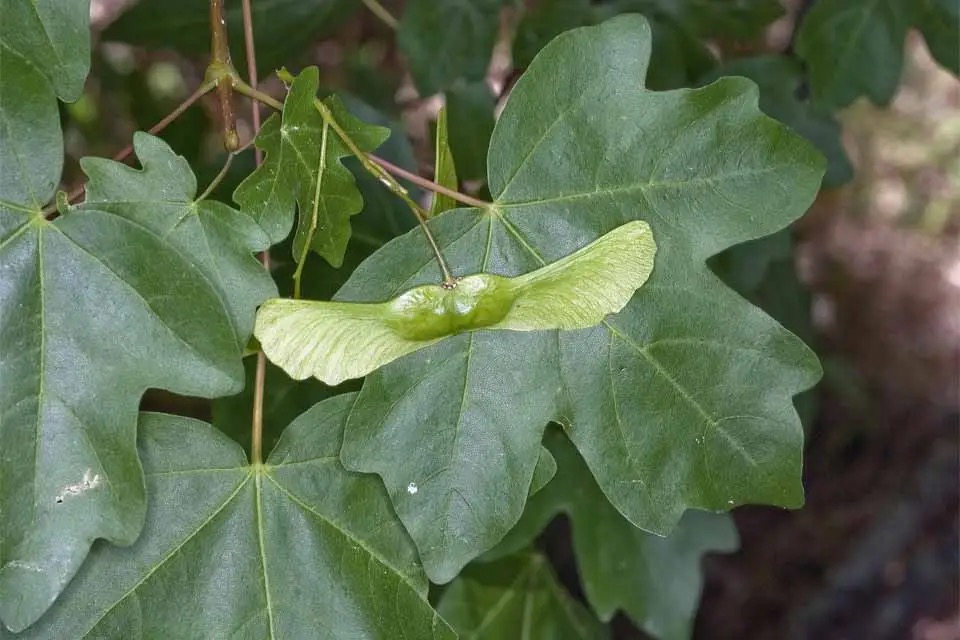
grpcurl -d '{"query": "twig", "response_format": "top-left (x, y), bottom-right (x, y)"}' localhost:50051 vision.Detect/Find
top-left (43, 80), bottom-right (216, 216)
top-left (235, 0), bottom-right (268, 466)
top-left (360, 0), bottom-right (399, 30)
top-left (370, 154), bottom-right (491, 209)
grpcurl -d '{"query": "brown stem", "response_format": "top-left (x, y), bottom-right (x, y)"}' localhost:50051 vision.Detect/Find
top-left (240, 0), bottom-right (263, 165)
top-left (43, 80), bottom-right (216, 216)
top-left (238, 0), bottom-right (268, 465)
top-left (360, 0), bottom-right (399, 30)
top-left (370, 154), bottom-right (491, 209)
top-left (211, 0), bottom-right (239, 150)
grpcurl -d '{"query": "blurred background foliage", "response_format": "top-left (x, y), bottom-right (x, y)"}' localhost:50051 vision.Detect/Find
top-left (74, 1), bottom-right (958, 638)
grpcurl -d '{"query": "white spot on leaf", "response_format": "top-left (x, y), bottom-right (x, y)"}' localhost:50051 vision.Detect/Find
top-left (406, 482), bottom-right (418, 495)
top-left (55, 469), bottom-right (101, 504)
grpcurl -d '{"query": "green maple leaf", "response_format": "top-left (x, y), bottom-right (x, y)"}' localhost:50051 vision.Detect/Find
top-left (234, 67), bottom-right (389, 267)
top-left (0, 0), bottom-right (90, 102)
top-left (335, 15), bottom-right (823, 583)
top-left (702, 56), bottom-right (853, 188)
top-left (13, 396), bottom-right (455, 639)
top-left (487, 429), bottom-right (738, 640)
top-left (0, 133), bottom-right (272, 631)
top-left (438, 552), bottom-right (609, 639)
top-left (795, 0), bottom-right (959, 109)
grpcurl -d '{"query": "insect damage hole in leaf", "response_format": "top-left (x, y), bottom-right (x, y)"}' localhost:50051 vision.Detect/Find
top-left (255, 220), bottom-right (657, 385)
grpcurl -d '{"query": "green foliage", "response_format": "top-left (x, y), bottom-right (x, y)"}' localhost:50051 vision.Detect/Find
top-left (0, 134), bottom-right (271, 631)
top-left (702, 56), bottom-right (853, 188)
top-left (336, 15), bottom-right (823, 585)
top-left (438, 553), bottom-right (610, 639)
top-left (429, 107), bottom-right (459, 217)
top-left (795, 0), bottom-right (960, 109)
top-left (398, 0), bottom-right (505, 95)
top-left (234, 68), bottom-right (390, 266)
top-left (445, 81), bottom-right (497, 183)
top-left (104, 0), bottom-right (357, 75)
top-left (488, 429), bottom-right (739, 640)
top-left (15, 397), bottom-right (455, 638)
top-left (14, 0), bottom-right (950, 632)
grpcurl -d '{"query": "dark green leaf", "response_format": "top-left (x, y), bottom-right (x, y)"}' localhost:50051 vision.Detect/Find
top-left (0, 134), bottom-right (270, 631)
top-left (702, 56), bottom-right (852, 188)
top-left (644, 15), bottom-right (717, 91)
top-left (915, 0), bottom-right (960, 75)
top-left (602, 0), bottom-right (783, 39)
top-left (429, 106), bottom-right (459, 217)
top-left (233, 68), bottom-right (389, 266)
top-left (15, 396), bottom-right (455, 639)
top-left (338, 15), bottom-right (822, 583)
top-left (103, 0), bottom-right (357, 76)
top-left (438, 553), bottom-right (609, 639)
top-left (446, 81), bottom-right (497, 182)
top-left (398, 0), bottom-right (504, 95)
top-left (81, 133), bottom-right (277, 347)
top-left (0, 0), bottom-right (90, 101)
top-left (488, 429), bottom-right (739, 640)
top-left (513, 0), bottom-right (593, 69)
top-left (794, 0), bottom-right (957, 109)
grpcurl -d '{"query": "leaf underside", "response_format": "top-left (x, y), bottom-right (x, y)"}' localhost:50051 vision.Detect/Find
top-left (337, 15), bottom-right (824, 583)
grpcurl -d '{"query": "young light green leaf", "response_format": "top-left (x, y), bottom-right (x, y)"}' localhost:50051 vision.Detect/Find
top-left (429, 106), bottom-right (459, 217)
top-left (701, 56), bottom-right (852, 188)
top-left (0, 133), bottom-right (270, 632)
top-left (14, 396), bottom-right (455, 639)
top-left (438, 553), bottom-right (610, 639)
top-left (233, 67), bottom-right (390, 266)
top-left (795, 0), bottom-right (958, 109)
top-left (256, 220), bottom-right (655, 385)
top-left (398, 0), bottom-right (505, 95)
top-left (338, 15), bottom-right (822, 584)
top-left (487, 429), bottom-right (739, 640)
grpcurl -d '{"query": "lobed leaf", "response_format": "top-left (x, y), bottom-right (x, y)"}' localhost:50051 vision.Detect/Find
top-left (256, 221), bottom-right (656, 385)
top-left (0, 134), bottom-right (271, 631)
top-left (702, 56), bottom-right (853, 188)
top-left (488, 429), bottom-right (739, 640)
top-left (14, 396), bottom-right (455, 639)
top-left (337, 15), bottom-right (823, 583)
top-left (234, 68), bottom-right (389, 267)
